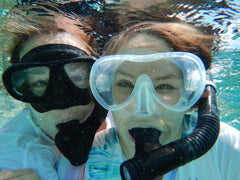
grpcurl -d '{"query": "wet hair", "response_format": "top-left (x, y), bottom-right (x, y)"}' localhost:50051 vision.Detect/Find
top-left (0, 2), bottom-right (98, 65)
top-left (104, 22), bottom-right (215, 69)
top-left (112, 1), bottom-right (182, 29)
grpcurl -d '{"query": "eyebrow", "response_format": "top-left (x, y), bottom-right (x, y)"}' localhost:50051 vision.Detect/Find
top-left (116, 71), bottom-right (180, 80)
top-left (154, 74), bottom-right (181, 81)
top-left (116, 71), bottom-right (135, 79)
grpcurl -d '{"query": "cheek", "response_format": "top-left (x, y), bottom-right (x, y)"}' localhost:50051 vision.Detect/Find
top-left (112, 110), bottom-right (136, 154)
top-left (30, 106), bottom-right (63, 139)
top-left (165, 113), bottom-right (183, 127)
top-left (37, 113), bottom-right (58, 139)
top-left (160, 112), bottom-right (184, 144)
top-left (112, 110), bottom-right (132, 137)
top-left (112, 111), bottom-right (126, 129)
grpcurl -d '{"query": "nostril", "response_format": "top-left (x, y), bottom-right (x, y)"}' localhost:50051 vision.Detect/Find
top-left (135, 111), bottom-right (152, 117)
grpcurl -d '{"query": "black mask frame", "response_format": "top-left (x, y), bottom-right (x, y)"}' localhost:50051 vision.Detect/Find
top-left (2, 44), bottom-right (97, 112)
top-left (2, 57), bottom-right (95, 102)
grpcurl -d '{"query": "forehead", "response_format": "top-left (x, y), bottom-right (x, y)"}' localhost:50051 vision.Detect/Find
top-left (115, 60), bottom-right (183, 79)
top-left (117, 33), bottom-right (173, 55)
top-left (19, 32), bottom-right (89, 58)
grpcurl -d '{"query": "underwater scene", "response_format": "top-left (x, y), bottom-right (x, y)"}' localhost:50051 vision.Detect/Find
top-left (1, 0), bottom-right (239, 130)
top-left (0, 1), bottom-right (239, 180)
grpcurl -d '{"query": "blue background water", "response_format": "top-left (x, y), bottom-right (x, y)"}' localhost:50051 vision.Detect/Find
top-left (212, 50), bottom-right (240, 130)
top-left (0, 0), bottom-right (240, 130)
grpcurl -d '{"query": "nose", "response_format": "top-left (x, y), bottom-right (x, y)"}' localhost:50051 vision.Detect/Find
top-left (133, 75), bottom-right (157, 117)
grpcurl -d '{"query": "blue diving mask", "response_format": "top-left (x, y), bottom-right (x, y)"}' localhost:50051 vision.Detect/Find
top-left (90, 52), bottom-right (206, 112)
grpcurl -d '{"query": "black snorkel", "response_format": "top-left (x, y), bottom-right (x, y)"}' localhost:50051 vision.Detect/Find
top-left (55, 101), bottom-right (107, 166)
top-left (120, 71), bottom-right (220, 180)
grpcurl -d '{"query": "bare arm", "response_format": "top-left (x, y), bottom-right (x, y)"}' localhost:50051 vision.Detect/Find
top-left (0, 169), bottom-right (42, 180)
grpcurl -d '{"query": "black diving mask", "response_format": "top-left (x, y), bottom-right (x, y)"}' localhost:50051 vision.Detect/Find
top-left (2, 44), bottom-right (97, 112)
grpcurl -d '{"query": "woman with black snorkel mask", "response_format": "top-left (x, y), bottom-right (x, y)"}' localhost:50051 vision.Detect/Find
top-left (0, 4), bottom-right (107, 180)
top-left (72, 21), bottom-right (240, 180)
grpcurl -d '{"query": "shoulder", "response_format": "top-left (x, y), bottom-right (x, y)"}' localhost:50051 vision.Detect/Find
top-left (0, 108), bottom-right (57, 155)
top-left (88, 128), bottom-right (124, 179)
top-left (0, 108), bottom-right (53, 143)
top-left (92, 128), bottom-right (119, 150)
top-left (212, 122), bottom-right (240, 157)
top-left (176, 122), bottom-right (240, 179)
top-left (90, 127), bottom-right (123, 161)
top-left (0, 132), bottom-right (59, 174)
top-left (217, 121), bottom-right (240, 146)
top-left (0, 108), bottom-right (33, 133)
top-left (210, 122), bottom-right (240, 168)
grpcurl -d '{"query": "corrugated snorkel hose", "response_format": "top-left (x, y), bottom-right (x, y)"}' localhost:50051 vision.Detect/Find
top-left (120, 71), bottom-right (220, 180)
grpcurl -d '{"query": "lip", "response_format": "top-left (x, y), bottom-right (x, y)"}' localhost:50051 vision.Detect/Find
top-left (55, 114), bottom-right (84, 128)
top-left (52, 102), bottom-right (95, 126)
top-left (128, 128), bottom-right (162, 153)
top-left (128, 130), bottom-right (136, 143)
top-left (128, 127), bottom-right (162, 143)
top-left (126, 118), bottom-right (164, 129)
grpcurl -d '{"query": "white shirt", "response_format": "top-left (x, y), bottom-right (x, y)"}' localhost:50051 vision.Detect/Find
top-left (58, 119), bottom-right (240, 180)
top-left (0, 108), bottom-right (61, 180)
top-left (0, 108), bottom-right (114, 180)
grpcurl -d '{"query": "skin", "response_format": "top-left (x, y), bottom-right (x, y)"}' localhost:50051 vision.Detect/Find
top-left (0, 32), bottom-right (95, 179)
top-left (112, 33), bottom-right (185, 160)
top-left (0, 169), bottom-right (43, 180)
top-left (113, 61), bottom-right (183, 106)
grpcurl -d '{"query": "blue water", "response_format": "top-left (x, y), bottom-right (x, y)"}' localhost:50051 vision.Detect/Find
top-left (211, 50), bottom-right (240, 130)
top-left (0, 0), bottom-right (240, 130)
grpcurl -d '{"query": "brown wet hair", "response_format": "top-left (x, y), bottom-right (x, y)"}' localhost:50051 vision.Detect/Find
top-left (104, 22), bottom-right (215, 70)
top-left (0, 3), bottom-right (98, 65)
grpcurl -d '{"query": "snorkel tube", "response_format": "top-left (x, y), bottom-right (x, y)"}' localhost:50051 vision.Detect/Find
top-left (120, 71), bottom-right (220, 180)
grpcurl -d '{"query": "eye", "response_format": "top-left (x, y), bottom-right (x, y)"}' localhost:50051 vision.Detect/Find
top-left (29, 80), bottom-right (48, 96)
top-left (31, 80), bottom-right (48, 88)
top-left (156, 84), bottom-right (174, 90)
top-left (68, 74), bottom-right (89, 88)
top-left (117, 80), bottom-right (134, 88)
top-left (70, 74), bottom-right (86, 82)
top-left (155, 84), bottom-right (176, 94)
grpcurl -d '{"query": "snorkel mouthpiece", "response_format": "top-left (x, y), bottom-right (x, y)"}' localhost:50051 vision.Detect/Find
top-left (55, 119), bottom-right (97, 166)
top-left (120, 71), bottom-right (220, 180)
top-left (129, 128), bottom-right (161, 157)
top-left (55, 102), bottom-right (107, 166)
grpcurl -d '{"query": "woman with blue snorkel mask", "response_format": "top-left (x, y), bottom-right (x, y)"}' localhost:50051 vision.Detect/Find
top-left (0, 4), bottom-right (107, 180)
top-left (85, 22), bottom-right (240, 179)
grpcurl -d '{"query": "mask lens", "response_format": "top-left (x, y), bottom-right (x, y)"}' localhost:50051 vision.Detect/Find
top-left (113, 61), bottom-right (134, 104)
top-left (64, 62), bottom-right (90, 89)
top-left (90, 52), bottom-right (206, 112)
top-left (11, 66), bottom-right (50, 97)
top-left (113, 60), bottom-right (183, 106)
